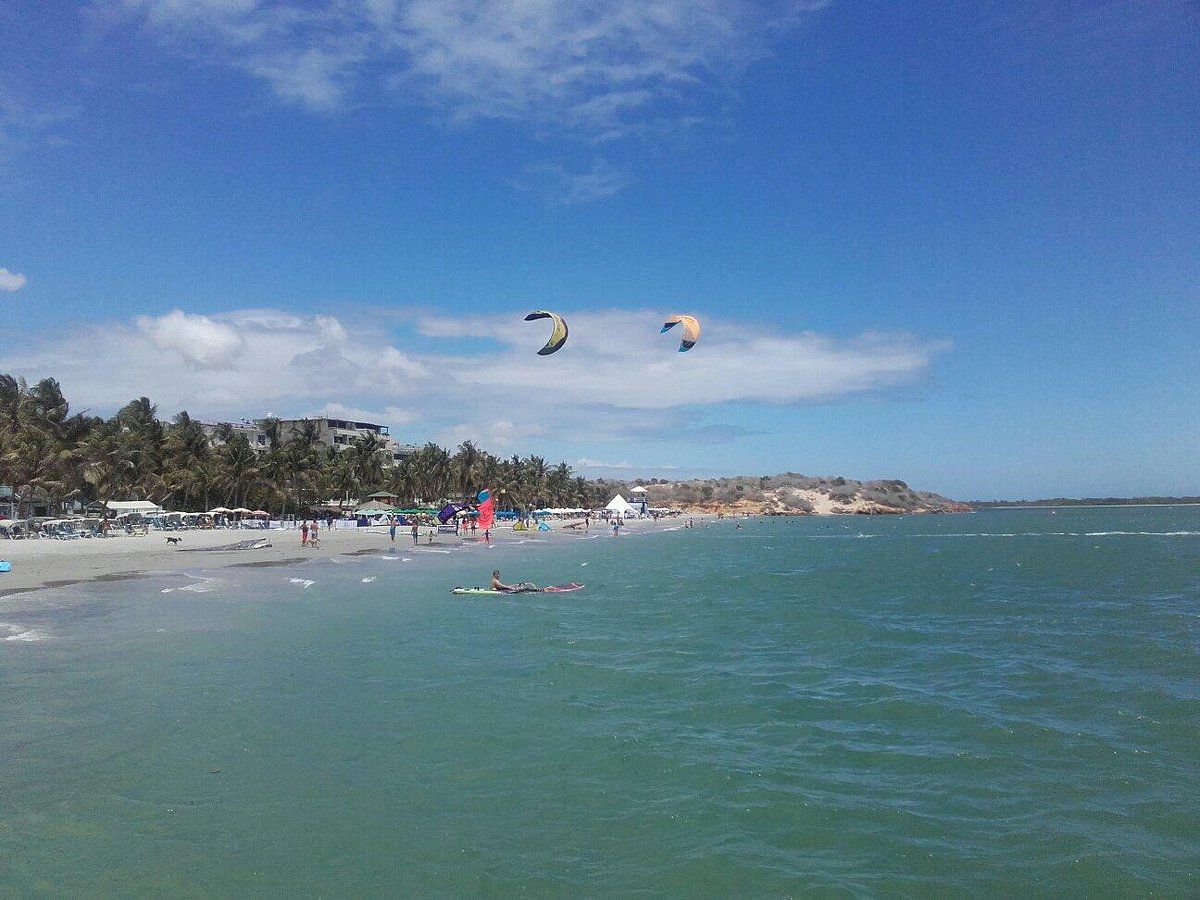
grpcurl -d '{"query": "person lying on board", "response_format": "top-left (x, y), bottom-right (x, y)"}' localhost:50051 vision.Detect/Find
top-left (492, 570), bottom-right (537, 593)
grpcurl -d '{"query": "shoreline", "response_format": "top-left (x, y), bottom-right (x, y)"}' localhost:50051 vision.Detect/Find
top-left (971, 502), bottom-right (1200, 510)
top-left (0, 518), bottom-right (705, 599)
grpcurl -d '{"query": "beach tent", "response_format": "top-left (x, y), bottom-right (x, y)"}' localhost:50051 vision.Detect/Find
top-left (103, 500), bottom-right (164, 516)
top-left (355, 506), bottom-right (396, 517)
top-left (605, 495), bottom-right (636, 518)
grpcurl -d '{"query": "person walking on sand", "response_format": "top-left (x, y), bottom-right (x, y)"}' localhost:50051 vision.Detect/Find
top-left (301, 520), bottom-right (309, 547)
top-left (389, 516), bottom-right (397, 543)
top-left (309, 519), bottom-right (319, 548)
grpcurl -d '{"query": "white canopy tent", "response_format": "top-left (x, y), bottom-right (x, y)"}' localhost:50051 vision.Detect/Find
top-left (102, 500), bottom-right (164, 516)
top-left (605, 494), bottom-right (637, 518)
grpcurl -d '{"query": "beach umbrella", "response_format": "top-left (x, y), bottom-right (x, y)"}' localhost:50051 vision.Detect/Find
top-left (252, 510), bottom-right (269, 517)
top-left (232, 507), bottom-right (252, 514)
top-left (209, 507), bottom-right (231, 514)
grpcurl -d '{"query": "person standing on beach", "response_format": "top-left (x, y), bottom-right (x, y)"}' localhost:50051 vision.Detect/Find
top-left (301, 521), bottom-right (309, 547)
top-left (411, 522), bottom-right (419, 544)
top-left (309, 519), bottom-right (319, 547)
top-left (388, 516), bottom-right (397, 543)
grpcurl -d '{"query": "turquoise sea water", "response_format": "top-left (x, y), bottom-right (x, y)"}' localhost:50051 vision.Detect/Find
top-left (2, 508), bottom-right (1198, 895)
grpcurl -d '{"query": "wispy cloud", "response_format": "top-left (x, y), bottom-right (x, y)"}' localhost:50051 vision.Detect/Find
top-left (113, 1), bottom-right (813, 127)
top-left (416, 308), bottom-right (949, 409)
top-left (512, 158), bottom-right (630, 205)
top-left (0, 77), bottom-right (75, 167)
top-left (0, 268), bottom-right (27, 292)
top-left (0, 305), bottom-right (946, 457)
top-left (310, 402), bottom-right (418, 427)
top-left (575, 457), bottom-right (634, 469)
top-left (106, 1), bottom-right (823, 197)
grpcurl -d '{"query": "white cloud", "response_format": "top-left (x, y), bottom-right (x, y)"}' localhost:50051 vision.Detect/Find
top-left (440, 419), bottom-right (527, 450)
top-left (105, 1), bottom-right (824, 199)
top-left (115, 1), bottom-right (810, 127)
top-left (0, 268), bottom-right (27, 292)
top-left (575, 457), bottom-right (633, 469)
top-left (1, 307), bottom-right (431, 418)
top-left (416, 308), bottom-right (949, 409)
top-left (137, 309), bottom-right (246, 367)
top-left (311, 402), bottom-right (417, 427)
top-left (575, 458), bottom-right (684, 471)
top-left (108, 0), bottom-right (821, 190)
top-left (0, 304), bottom-right (946, 450)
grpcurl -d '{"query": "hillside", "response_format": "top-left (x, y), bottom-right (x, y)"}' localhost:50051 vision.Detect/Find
top-left (628, 473), bottom-right (970, 516)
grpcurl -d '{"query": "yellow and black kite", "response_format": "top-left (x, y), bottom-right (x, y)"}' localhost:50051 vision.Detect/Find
top-left (525, 310), bottom-right (569, 355)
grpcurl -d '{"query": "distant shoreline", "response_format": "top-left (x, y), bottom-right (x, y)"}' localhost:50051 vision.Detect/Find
top-left (971, 501), bottom-right (1200, 509)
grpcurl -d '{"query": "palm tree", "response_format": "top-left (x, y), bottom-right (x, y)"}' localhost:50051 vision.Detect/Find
top-left (451, 440), bottom-right (484, 496)
top-left (347, 433), bottom-right (387, 496)
top-left (522, 455), bottom-right (550, 510)
top-left (547, 462), bottom-right (572, 505)
top-left (161, 412), bottom-right (212, 510)
top-left (0, 377), bottom-right (85, 515)
top-left (0, 371), bottom-right (606, 519)
top-left (283, 420), bottom-right (325, 511)
top-left (218, 435), bottom-right (261, 508)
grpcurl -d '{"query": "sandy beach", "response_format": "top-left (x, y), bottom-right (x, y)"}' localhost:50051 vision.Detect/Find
top-left (0, 518), bottom-right (699, 597)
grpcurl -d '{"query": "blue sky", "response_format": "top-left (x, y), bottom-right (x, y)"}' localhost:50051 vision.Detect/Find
top-left (1, 0), bottom-right (1197, 499)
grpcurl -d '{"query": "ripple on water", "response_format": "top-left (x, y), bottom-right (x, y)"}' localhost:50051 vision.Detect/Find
top-left (1, 508), bottom-right (1197, 895)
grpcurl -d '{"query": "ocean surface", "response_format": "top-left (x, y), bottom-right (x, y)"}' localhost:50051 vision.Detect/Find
top-left (2, 508), bottom-right (1197, 895)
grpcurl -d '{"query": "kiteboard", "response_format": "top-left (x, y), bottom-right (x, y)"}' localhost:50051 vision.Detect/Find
top-left (451, 583), bottom-right (584, 596)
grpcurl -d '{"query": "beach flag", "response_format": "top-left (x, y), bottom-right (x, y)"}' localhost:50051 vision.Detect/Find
top-left (476, 489), bottom-right (495, 531)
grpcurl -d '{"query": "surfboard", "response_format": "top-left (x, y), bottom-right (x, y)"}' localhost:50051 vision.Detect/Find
top-left (451, 582), bottom-right (584, 596)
